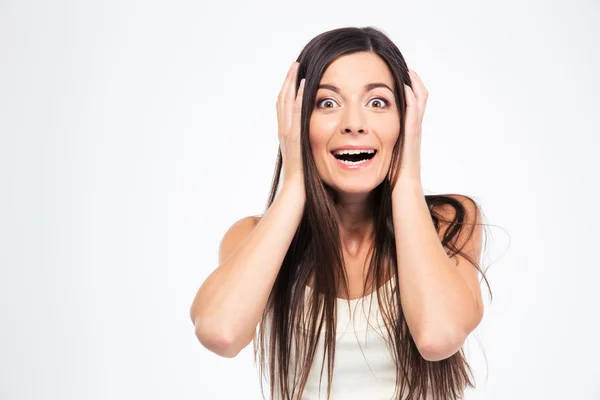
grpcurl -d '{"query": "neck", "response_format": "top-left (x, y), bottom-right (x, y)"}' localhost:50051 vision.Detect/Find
top-left (334, 190), bottom-right (376, 257)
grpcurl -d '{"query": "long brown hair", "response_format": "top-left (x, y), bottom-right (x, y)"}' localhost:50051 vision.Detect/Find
top-left (253, 26), bottom-right (493, 400)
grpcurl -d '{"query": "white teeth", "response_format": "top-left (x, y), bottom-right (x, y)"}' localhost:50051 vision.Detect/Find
top-left (333, 149), bottom-right (375, 155)
top-left (338, 159), bottom-right (370, 165)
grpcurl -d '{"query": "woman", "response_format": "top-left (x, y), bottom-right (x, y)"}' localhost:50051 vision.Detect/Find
top-left (190, 26), bottom-right (492, 400)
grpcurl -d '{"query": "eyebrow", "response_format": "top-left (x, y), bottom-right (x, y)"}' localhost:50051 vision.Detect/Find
top-left (317, 82), bottom-right (394, 94)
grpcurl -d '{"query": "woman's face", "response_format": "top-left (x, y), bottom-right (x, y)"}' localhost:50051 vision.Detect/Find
top-left (309, 52), bottom-right (400, 194)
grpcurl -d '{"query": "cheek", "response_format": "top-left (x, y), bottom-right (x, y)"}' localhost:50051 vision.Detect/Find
top-left (377, 120), bottom-right (400, 147)
top-left (309, 119), bottom-right (331, 155)
top-left (388, 130), bottom-right (400, 147)
top-left (308, 134), bottom-right (326, 173)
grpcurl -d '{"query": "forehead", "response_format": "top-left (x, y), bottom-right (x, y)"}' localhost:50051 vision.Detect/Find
top-left (319, 52), bottom-right (394, 90)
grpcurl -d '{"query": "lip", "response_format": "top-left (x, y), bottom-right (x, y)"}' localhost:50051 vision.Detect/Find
top-left (330, 150), bottom-right (378, 171)
top-left (330, 145), bottom-right (377, 152)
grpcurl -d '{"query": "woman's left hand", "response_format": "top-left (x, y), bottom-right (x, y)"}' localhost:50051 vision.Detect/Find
top-left (393, 69), bottom-right (428, 194)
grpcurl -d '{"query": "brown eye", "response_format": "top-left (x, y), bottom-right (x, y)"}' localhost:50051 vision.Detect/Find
top-left (368, 98), bottom-right (389, 108)
top-left (315, 98), bottom-right (339, 109)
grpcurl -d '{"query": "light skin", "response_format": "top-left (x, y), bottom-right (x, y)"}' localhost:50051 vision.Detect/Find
top-left (309, 52), bottom-right (399, 267)
top-left (188, 54), bottom-right (480, 359)
top-left (308, 52), bottom-right (484, 361)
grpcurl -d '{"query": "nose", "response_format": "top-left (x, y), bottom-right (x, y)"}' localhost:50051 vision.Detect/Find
top-left (341, 105), bottom-right (367, 135)
top-left (343, 127), bottom-right (365, 134)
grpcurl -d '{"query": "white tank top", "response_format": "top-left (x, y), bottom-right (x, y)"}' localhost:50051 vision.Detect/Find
top-left (265, 280), bottom-right (436, 399)
top-left (296, 278), bottom-right (401, 400)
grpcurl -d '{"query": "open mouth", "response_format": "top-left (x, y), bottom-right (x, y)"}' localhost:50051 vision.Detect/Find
top-left (330, 149), bottom-right (377, 165)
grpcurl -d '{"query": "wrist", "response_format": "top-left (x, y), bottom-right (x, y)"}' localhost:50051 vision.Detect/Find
top-left (392, 176), bottom-right (423, 197)
top-left (280, 178), bottom-right (306, 202)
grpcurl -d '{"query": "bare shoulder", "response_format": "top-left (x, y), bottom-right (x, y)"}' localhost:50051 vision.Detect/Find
top-left (218, 215), bottom-right (263, 265)
top-left (431, 194), bottom-right (480, 224)
top-left (431, 194), bottom-right (483, 254)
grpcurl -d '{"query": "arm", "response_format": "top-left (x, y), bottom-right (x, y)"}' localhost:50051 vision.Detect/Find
top-left (189, 182), bottom-right (306, 358)
top-left (392, 182), bottom-right (484, 362)
top-left (391, 69), bottom-right (484, 361)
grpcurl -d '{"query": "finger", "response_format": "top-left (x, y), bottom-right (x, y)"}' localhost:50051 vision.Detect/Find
top-left (278, 63), bottom-right (297, 134)
top-left (407, 70), bottom-right (427, 122)
top-left (292, 78), bottom-right (305, 132)
top-left (278, 63), bottom-right (295, 105)
top-left (408, 69), bottom-right (428, 105)
top-left (404, 84), bottom-right (418, 130)
top-left (295, 78), bottom-right (305, 102)
top-left (277, 65), bottom-right (292, 133)
top-left (287, 62), bottom-right (300, 102)
top-left (285, 63), bottom-right (300, 133)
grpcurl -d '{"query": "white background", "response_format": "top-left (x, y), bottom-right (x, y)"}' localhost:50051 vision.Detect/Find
top-left (1, 0), bottom-right (599, 399)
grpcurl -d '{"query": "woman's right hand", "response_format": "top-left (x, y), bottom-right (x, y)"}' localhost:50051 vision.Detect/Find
top-left (277, 62), bottom-right (306, 190)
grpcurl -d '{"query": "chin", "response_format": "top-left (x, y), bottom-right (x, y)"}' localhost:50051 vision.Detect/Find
top-left (328, 181), bottom-right (378, 196)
